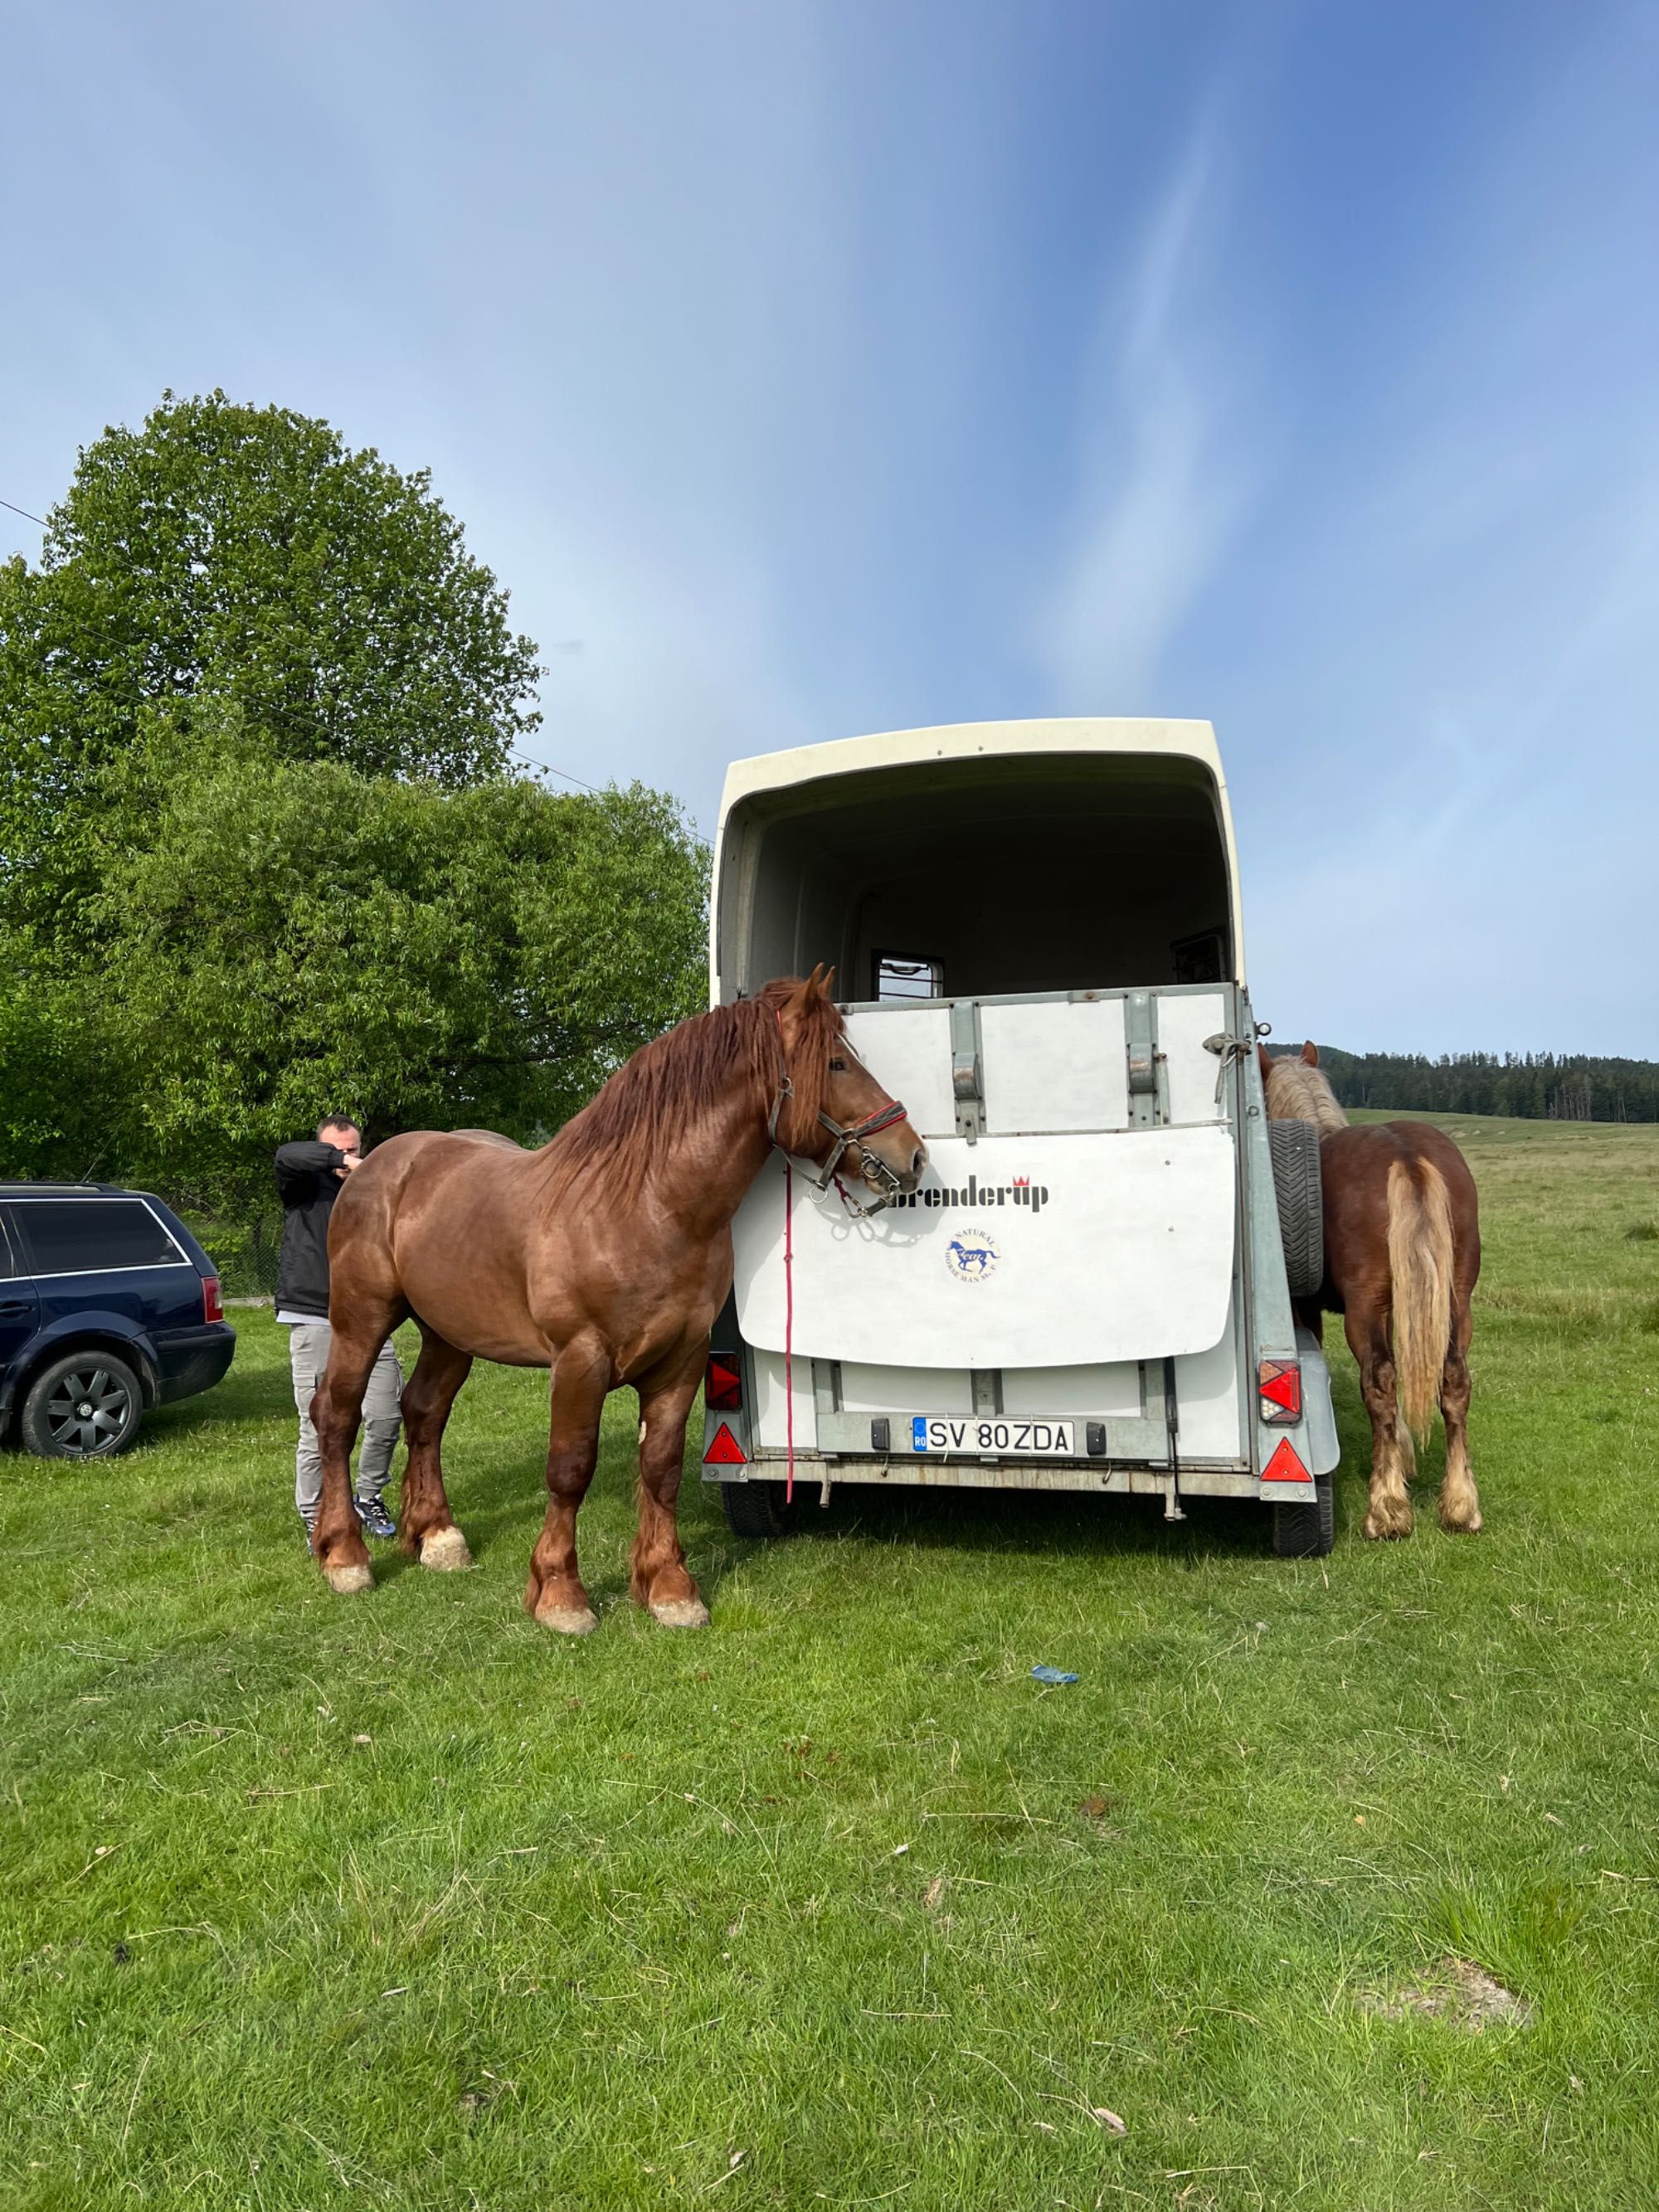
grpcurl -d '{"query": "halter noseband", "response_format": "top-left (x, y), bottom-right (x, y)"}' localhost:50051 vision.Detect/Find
top-left (769, 1016), bottom-right (910, 1216)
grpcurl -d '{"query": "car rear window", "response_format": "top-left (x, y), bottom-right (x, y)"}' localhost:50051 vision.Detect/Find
top-left (12, 1200), bottom-right (186, 1276)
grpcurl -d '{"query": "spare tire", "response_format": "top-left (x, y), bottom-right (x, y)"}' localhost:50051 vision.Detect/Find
top-left (1268, 1119), bottom-right (1324, 1299)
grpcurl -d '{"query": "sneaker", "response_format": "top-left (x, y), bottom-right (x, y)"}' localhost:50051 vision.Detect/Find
top-left (354, 1497), bottom-right (397, 1540)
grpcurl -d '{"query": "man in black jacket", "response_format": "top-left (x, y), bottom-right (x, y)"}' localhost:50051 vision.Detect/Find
top-left (275, 1116), bottom-right (401, 1543)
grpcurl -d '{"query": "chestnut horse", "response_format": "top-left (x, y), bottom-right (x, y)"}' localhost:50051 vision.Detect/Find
top-left (309, 970), bottom-right (925, 1629)
top-left (1262, 1043), bottom-right (1482, 1540)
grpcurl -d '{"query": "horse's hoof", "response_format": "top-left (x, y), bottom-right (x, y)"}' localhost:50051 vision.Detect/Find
top-left (1361, 1509), bottom-right (1412, 1541)
top-left (324, 1562), bottom-right (373, 1594)
top-left (421, 1527), bottom-right (474, 1572)
top-left (535, 1603), bottom-right (599, 1636)
top-left (1441, 1507), bottom-right (1483, 1535)
top-left (650, 1597), bottom-right (711, 1630)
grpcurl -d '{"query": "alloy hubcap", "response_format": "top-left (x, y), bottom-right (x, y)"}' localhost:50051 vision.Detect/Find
top-left (46, 1369), bottom-right (133, 1453)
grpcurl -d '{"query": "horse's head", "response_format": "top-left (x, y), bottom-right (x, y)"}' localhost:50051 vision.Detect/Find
top-left (771, 966), bottom-right (927, 1203)
top-left (1259, 1040), bottom-right (1346, 1132)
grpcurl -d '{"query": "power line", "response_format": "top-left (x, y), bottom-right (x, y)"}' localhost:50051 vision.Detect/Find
top-left (510, 746), bottom-right (604, 795)
top-left (2, 495), bottom-right (47, 527)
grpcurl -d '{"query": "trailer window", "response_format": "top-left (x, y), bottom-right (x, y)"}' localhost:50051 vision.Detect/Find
top-left (873, 953), bottom-right (944, 1004)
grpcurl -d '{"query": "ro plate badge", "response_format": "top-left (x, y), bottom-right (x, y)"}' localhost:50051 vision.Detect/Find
top-left (910, 1416), bottom-right (1077, 1457)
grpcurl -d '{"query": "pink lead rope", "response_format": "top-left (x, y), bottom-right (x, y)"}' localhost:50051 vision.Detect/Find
top-left (782, 1157), bottom-right (795, 1504)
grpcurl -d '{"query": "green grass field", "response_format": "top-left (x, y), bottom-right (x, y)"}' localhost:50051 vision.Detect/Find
top-left (4, 1115), bottom-right (1658, 2210)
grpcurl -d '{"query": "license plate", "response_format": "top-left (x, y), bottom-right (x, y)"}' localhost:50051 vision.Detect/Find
top-left (909, 1415), bottom-right (1077, 1458)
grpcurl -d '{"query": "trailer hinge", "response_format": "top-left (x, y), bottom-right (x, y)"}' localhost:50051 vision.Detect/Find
top-left (1125, 992), bottom-right (1162, 1124)
top-left (950, 999), bottom-right (985, 1142)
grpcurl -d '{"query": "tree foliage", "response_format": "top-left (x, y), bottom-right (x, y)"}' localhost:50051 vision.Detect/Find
top-left (1, 723), bottom-right (708, 1210)
top-left (1282, 1048), bottom-right (1659, 1124)
top-left (1, 391), bottom-right (542, 929)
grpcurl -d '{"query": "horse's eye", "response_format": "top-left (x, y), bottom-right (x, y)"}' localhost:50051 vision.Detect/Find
top-left (828, 1058), bottom-right (847, 1072)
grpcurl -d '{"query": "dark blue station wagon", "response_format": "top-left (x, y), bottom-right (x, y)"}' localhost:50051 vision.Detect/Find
top-left (0, 1184), bottom-right (236, 1459)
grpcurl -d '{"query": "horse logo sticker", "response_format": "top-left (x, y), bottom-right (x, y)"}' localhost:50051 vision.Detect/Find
top-left (945, 1224), bottom-right (1000, 1284)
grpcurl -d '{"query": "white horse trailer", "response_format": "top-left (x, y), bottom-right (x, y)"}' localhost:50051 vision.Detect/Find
top-left (700, 719), bottom-right (1340, 1555)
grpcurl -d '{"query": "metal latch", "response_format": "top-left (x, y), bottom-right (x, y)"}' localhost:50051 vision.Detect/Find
top-left (1203, 1030), bottom-right (1254, 1106)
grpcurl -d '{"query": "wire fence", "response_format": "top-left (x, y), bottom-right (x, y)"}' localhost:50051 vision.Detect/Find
top-left (168, 1204), bottom-right (281, 1300)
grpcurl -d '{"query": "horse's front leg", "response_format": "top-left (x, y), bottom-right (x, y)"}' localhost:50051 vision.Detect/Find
top-left (525, 1334), bottom-right (611, 1634)
top-left (630, 1349), bottom-right (708, 1629)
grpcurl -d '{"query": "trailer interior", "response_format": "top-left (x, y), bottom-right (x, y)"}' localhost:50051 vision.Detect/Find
top-left (715, 750), bottom-right (1236, 1003)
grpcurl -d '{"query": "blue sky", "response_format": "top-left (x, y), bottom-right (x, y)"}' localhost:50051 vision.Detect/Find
top-left (4, 1), bottom-right (1655, 1053)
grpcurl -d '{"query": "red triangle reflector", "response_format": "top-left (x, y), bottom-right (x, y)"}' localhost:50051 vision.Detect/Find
top-left (703, 1422), bottom-right (747, 1466)
top-left (1262, 1437), bottom-right (1312, 1484)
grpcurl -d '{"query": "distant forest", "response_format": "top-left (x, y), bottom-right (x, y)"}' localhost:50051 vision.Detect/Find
top-left (1302, 1049), bottom-right (1659, 1124)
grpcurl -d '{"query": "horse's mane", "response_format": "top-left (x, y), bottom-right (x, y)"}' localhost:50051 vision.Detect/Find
top-left (1263, 1056), bottom-right (1349, 1135)
top-left (542, 979), bottom-right (843, 1199)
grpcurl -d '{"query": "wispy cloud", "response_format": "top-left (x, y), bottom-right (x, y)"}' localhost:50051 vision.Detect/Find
top-left (1036, 116), bottom-right (1263, 710)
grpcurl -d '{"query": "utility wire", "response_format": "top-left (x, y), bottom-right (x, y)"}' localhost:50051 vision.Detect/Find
top-left (2, 495), bottom-right (48, 527)
top-left (510, 746), bottom-right (604, 795)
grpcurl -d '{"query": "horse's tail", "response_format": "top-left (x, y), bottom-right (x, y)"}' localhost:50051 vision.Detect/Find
top-left (1387, 1157), bottom-right (1454, 1448)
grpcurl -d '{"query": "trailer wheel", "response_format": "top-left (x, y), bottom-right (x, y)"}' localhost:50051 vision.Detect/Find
top-left (720, 1477), bottom-right (790, 1539)
top-left (1268, 1119), bottom-right (1324, 1298)
top-left (1272, 1475), bottom-right (1335, 1558)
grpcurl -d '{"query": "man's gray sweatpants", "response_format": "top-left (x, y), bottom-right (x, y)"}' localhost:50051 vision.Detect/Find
top-left (288, 1321), bottom-right (402, 1530)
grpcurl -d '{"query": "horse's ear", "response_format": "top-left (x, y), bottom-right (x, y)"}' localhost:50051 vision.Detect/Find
top-left (776, 972), bottom-right (816, 1050)
top-left (1301, 1041), bottom-right (1319, 1067)
top-left (815, 964), bottom-right (837, 1004)
top-left (1258, 1044), bottom-right (1276, 1082)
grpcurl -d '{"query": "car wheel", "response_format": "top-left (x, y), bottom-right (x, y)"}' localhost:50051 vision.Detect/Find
top-left (20, 1352), bottom-right (144, 1460)
top-left (1268, 1118), bottom-right (1325, 1299)
top-left (720, 1477), bottom-right (789, 1539)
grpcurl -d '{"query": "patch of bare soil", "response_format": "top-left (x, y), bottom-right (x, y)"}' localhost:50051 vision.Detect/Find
top-left (1364, 1956), bottom-right (1533, 2031)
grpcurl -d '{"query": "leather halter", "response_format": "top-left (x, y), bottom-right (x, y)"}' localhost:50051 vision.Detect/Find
top-left (768, 1017), bottom-right (910, 1216)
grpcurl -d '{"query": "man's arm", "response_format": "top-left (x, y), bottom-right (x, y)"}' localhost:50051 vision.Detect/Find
top-left (275, 1140), bottom-right (346, 1201)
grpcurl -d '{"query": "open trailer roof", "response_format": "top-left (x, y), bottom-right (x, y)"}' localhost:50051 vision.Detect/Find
top-left (712, 718), bottom-right (1247, 1004)
top-left (717, 716), bottom-right (1233, 823)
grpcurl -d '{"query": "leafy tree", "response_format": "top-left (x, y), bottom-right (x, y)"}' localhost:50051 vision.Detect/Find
top-left (68, 727), bottom-right (708, 1209)
top-left (0, 932), bottom-right (127, 1179)
top-left (1, 391), bottom-right (541, 929)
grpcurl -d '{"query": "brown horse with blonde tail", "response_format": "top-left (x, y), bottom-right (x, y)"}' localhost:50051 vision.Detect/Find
top-left (1262, 1043), bottom-right (1482, 1540)
top-left (309, 970), bottom-right (925, 1628)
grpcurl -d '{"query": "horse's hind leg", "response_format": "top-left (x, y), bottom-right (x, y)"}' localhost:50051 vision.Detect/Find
top-left (1438, 1287), bottom-right (1481, 1534)
top-left (524, 1334), bottom-right (611, 1635)
top-left (630, 1349), bottom-right (708, 1629)
top-left (399, 1326), bottom-right (475, 1570)
top-left (1347, 1299), bottom-right (1413, 1539)
top-left (313, 1306), bottom-right (404, 1593)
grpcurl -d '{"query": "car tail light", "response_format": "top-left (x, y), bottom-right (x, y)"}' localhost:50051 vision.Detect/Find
top-left (1258, 1358), bottom-right (1301, 1423)
top-left (202, 1274), bottom-right (224, 1325)
top-left (705, 1352), bottom-right (742, 1412)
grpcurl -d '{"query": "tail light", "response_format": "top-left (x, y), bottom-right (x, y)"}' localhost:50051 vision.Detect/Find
top-left (1258, 1358), bottom-right (1301, 1423)
top-left (704, 1353), bottom-right (742, 1412)
top-left (202, 1274), bottom-right (224, 1325)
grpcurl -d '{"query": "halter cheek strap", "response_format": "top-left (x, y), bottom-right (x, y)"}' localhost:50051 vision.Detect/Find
top-left (767, 1016), bottom-right (909, 1216)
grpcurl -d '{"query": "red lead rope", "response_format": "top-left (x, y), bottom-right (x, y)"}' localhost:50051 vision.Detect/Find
top-left (782, 1158), bottom-right (795, 1503)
